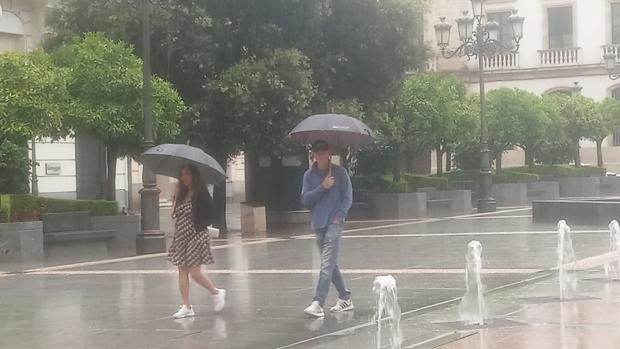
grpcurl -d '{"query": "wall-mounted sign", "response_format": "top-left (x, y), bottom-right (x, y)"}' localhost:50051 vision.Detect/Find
top-left (45, 163), bottom-right (61, 175)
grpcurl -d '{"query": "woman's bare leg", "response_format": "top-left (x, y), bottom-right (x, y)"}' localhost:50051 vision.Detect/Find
top-left (178, 267), bottom-right (191, 306)
top-left (189, 266), bottom-right (219, 295)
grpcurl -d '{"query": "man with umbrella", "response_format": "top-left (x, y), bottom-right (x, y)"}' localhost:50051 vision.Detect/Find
top-left (301, 140), bottom-right (354, 317)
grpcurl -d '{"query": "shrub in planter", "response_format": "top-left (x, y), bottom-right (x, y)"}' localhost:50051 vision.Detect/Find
top-left (493, 170), bottom-right (539, 183)
top-left (0, 194), bottom-right (119, 222)
top-left (509, 165), bottom-right (606, 178)
top-left (351, 175), bottom-right (410, 193)
top-left (402, 173), bottom-right (448, 190)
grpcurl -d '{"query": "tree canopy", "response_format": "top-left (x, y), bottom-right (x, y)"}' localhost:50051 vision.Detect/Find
top-left (0, 51), bottom-right (69, 146)
top-left (52, 33), bottom-right (185, 199)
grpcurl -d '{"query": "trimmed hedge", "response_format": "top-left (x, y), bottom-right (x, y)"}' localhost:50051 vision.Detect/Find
top-left (440, 170), bottom-right (539, 184)
top-left (508, 165), bottom-right (606, 178)
top-left (0, 194), bottom-right (118, 222)
top-left (493, 170), bottom-right (539, 183)
top-left (351, 174), bottom-right (448, 193)
top-left (351, 175), bottom-right (408, 193)
top-left (402, 173), bottom-right (449, 190)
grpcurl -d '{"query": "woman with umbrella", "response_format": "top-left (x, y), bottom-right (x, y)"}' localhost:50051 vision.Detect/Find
top-left (140, 145), bottom-right (228, 319)
top-left (168, 164), bottom-right (226, 318)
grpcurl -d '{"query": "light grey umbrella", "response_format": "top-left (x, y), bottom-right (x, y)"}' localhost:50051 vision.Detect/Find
top-left (288, 114), bottom-right (374, 147)
top-left (140, 144), bottom-right (226, 184)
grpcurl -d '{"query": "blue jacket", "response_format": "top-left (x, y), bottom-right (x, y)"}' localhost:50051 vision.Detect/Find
top-left (301, 163), bottom-right (353, 230)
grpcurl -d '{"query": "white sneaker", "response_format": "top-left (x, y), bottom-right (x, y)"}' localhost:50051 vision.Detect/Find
top-left (330, 298), bottom-right (354, 313)
top-left (213, 289), bottom-right (226, 312)
top-left (304, 301), bottom-right (325, 318)
top-left (173, 305), bottom-right (195, 319)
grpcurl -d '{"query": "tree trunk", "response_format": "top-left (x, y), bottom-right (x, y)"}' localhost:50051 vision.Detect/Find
top-left (573, 139), bottom-right (582, 168)
top-left (436, 145), bottom-right (443, 176)
top-left (213, 154), bottom-right (228, 233)
top-left (106, 146), bottom-right (118, 201)
top-left (393, 143), bottom-right (402, 183)
top-left (445, 149), bottom-right (452, 173)
top-left (524, 148), bottom-right (535, 172)
top-left (597, 139), bottom-right (604, 168)
top-left (495, 152), bottom-right (503, 174)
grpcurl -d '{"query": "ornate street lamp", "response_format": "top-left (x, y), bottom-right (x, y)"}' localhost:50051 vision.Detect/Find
top-left (137, 0), bottom-right (164, 254)
top-left (604, 53), bottom-right (620, 80)
top-left (434, 2), bottom-right (525, 213)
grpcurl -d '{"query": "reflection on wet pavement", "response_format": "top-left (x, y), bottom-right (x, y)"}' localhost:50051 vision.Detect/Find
top-left (3, 208), bottom-right (620, 348)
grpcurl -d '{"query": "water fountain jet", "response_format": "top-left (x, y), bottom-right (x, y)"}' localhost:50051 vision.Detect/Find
top-left (557, 220), bottom-right (577, 300)
top-left (373, 275), bottom-right (402, 349)
top-left (606, 220), bottom-right (620, 281)
top-left (459, 240), bottom-right (485, 326)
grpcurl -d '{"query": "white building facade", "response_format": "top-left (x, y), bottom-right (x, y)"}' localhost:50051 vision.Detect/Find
top-left (426, 0), bottom-right (620, 172)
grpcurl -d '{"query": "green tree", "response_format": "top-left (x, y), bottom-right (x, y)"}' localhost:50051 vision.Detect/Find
top-left (0, 51), bottom-right (69, 146)
top-left (0, 141), bottom-right (30, 194)
top-left (53, 33), bottom-right (185, 200)
top-left (593, 97), bottom-right (620, 167)
top-left (397, 73), bottom-right (473, 176)
top-left (486, 89), bottom-right (524, 173)
top-left (321, 0), bottom-right (427, 103)
top-left (365, 93), bottom-right (425, 183)
top-left (533, 94), bottom-right (570, 165)
top-left (545, 93), bottom-right (598, 167)
top-left (44, 0), bottom-right (429, 227)
top-left (187, 49), bottom-right (316, 225)
top-left (497, 89), bottom-right (553, 172)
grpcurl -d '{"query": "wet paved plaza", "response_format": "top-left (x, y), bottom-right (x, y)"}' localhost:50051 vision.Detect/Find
top-left (3, 207), bottom-right (620, 348)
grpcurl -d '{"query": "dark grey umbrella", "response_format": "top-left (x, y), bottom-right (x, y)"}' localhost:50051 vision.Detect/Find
top-left (139, 144), bottom-right (226, 184)
top-left (288, 114), bottom-right (374, 147)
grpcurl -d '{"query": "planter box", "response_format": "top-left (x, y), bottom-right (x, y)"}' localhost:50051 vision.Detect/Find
top-left (349, 190), bottom-right (373, 220)
top-left (559, 177), bottom-right (600, 198)
top-left (527, 182), bottom-right (560, 202)
top-left (91, 215), bottom-right (139, 255)
top-left (371, 192), bottom-right (427, 219)
top-left (0, 221), bottom-right (43, 263)
top-left (491, 183), bottom-right (528, 207)
top-left (241, 202), bottom-right (267, 236)
top-left (533, 199), bottom-right (620, 226)
top-left (427, 190), bottom-right (472, 214)
top-left (600, 177), bottom-right (620, 196)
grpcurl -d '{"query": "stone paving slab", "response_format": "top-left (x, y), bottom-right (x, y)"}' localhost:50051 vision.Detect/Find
top-left (2, 209), bottom-right (620, 348)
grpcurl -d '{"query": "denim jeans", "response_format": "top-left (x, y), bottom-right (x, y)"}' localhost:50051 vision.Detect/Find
top-left (313, 224), bottom-right (351, 306)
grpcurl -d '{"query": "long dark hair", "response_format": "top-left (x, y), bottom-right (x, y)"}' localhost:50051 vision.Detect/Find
top-left (176, 164), bottom-right (214, 231)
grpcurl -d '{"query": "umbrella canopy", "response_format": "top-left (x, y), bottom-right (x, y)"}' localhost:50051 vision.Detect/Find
top-left (288, 114), bottom-right (374, 147)
top-left (140, 144), bottom-right (226, 184)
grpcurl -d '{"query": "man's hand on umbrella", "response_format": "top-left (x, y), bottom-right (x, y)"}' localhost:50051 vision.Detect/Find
top-left (322, 176), bottom-right (335, 190)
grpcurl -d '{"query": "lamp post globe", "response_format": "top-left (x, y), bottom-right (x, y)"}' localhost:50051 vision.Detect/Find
top-left (434, 17), bottom-right (452, 48)
top-left (470, 0), bottom-right (484, 18)
top-left (507, 9), bottom-right (525, 42)
top-left (605, 53), bottom-right (617, 74)
top-left (456, 11), bottom-right (474, 42)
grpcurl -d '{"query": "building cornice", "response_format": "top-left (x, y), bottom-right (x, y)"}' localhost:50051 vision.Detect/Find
top-left (442, 64), bottom-right (611, 83)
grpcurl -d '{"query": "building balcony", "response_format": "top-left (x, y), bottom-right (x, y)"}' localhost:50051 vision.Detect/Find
top-left (482, 52), bottom-right (519, 71)
top-left (538, 47), bottom-right (581, 66)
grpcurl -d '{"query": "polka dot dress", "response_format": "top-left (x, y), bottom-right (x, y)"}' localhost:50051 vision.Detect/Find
top-left (168, 199), bottom-right (214, 267)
